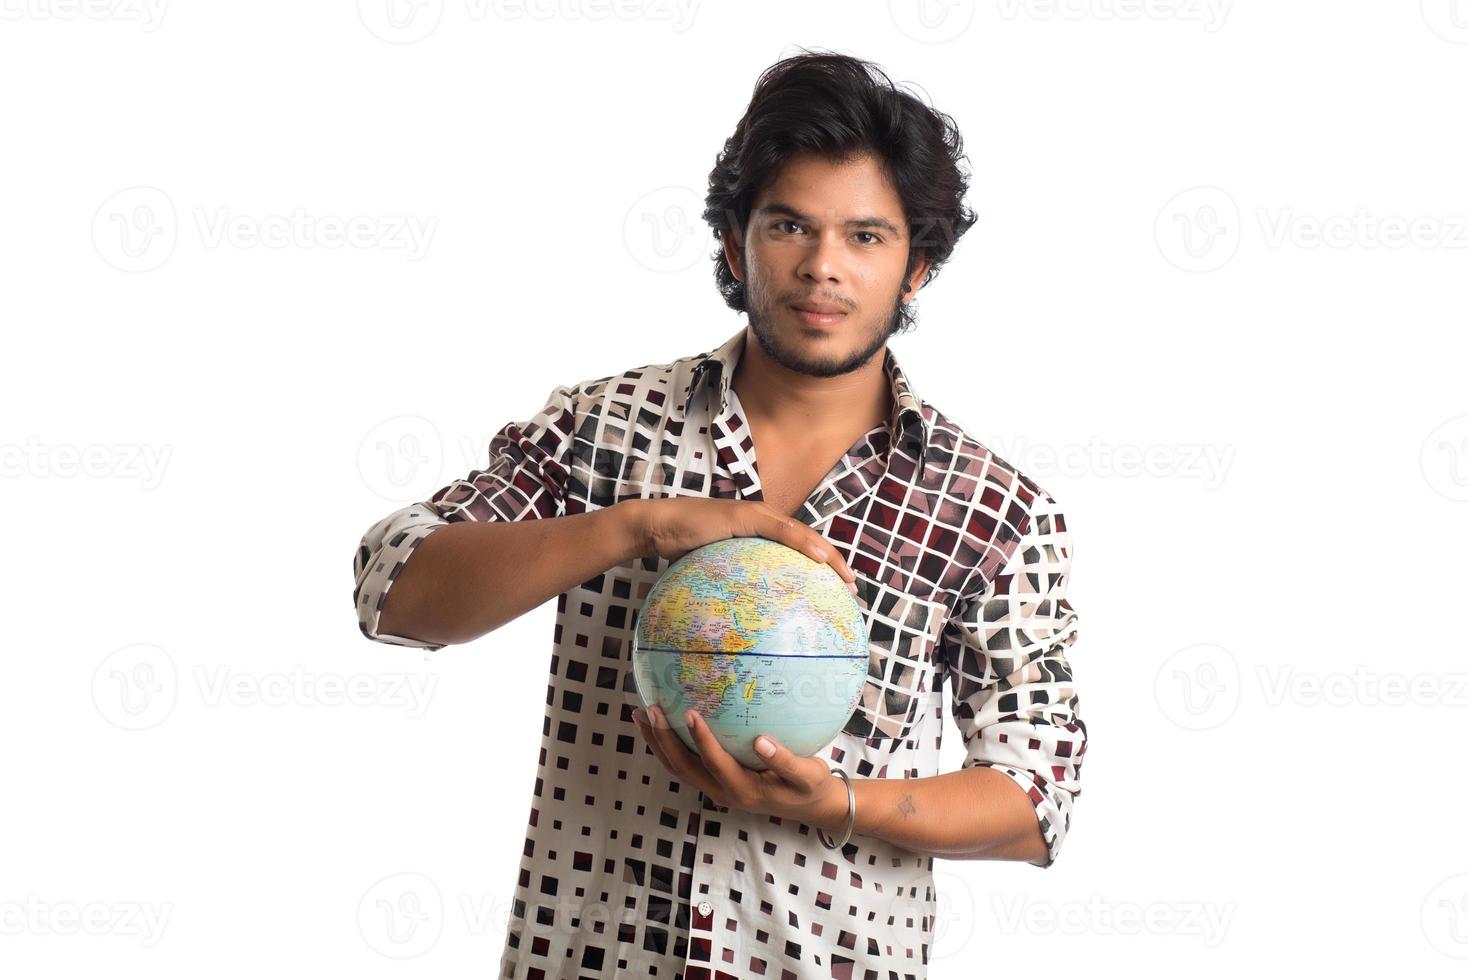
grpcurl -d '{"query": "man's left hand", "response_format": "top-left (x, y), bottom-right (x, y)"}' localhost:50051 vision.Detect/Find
top-left (633, 704), bottom-right (844, 829)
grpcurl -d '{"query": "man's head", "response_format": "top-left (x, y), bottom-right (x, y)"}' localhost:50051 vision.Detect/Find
top-left (703, 50), bottom-right (978, 378)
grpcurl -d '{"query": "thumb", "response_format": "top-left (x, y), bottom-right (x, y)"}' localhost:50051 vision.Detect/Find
top-left (753, 734), bottom-right (789, 769)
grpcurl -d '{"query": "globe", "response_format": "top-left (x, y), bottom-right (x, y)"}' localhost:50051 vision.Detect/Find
top-left (631, 535), bottom-right (869, 772)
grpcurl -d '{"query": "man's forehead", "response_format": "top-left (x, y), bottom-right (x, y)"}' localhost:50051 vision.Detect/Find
top-left (752, 155), bottom-right (904, 219)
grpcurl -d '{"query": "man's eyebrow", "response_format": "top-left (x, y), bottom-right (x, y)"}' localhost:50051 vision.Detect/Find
top-left (755, 202), bottom-right (904, 238)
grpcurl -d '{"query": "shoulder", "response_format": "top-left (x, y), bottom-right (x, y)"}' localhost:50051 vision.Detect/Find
top-left (916, 399), bottom-right (1073, 593)
top-left (918, 399), bottom-right (1061, 509)
top-left (564, 346), bottom-right (713, 415)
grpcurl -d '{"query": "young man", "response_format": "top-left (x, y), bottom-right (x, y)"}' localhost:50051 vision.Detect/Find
top-left (353, 51), bottom-right (1086, 980)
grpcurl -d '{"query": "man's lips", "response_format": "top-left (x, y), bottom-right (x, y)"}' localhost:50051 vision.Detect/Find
top-left (789, 303), bottom-right (849, 328)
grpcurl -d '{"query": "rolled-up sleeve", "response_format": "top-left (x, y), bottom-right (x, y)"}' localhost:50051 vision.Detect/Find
top-left (938, 490), bottom-right (1085, 867)
top-left (352, 383), bottom-right (581, 650)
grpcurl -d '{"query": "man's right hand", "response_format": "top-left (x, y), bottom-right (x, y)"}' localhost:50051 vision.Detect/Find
top-left (627, 498), bottom-right (860, 593)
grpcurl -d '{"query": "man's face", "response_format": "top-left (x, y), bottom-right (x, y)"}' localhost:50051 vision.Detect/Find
top-left (724, 151), bottom-right (928, 379)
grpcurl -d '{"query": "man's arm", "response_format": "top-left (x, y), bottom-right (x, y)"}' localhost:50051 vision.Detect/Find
top-left (923, 488), bottom-right (1086, 867)
top-left (375, 503), bottom-right (646, 647)
top-left (809, 490), bottom-right (1083, 866)
top-left (354, 381), bottom-right (591, 650)
top-left (810, 767), bottom-right (1050, 864)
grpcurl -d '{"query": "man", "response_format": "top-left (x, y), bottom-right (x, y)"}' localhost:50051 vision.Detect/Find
top-left (353, 51), bottom-right (1086, 980)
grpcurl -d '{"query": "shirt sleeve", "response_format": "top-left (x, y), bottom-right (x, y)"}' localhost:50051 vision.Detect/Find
top-left (937, 489), bottom-right (1086, 868)
top-left (352, 382), bottom-right (581, 651)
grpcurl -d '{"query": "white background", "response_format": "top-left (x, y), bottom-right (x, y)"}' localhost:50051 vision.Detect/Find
top-left (4, 1), bottom-right (1468, 976)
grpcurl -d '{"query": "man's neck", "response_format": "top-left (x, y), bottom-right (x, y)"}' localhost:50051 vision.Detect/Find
top-left (729, 325), bottom-right (892, 442)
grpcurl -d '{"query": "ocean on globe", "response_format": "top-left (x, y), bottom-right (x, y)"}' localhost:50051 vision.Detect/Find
top-left (631, 535), bottom-right (869, 772)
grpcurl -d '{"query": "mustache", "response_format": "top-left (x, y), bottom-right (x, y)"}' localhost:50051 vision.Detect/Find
top-left (786, 296), bottom-right (854, 312)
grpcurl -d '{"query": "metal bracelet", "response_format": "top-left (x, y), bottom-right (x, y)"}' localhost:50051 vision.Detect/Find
top-left (816, 768), bottom-right (855, 850)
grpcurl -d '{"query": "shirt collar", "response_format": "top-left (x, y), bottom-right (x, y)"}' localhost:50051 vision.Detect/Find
top-left (681, 327), bottom-right (931, 473)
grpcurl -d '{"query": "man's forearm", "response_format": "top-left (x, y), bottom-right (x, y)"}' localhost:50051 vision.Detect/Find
top-left (812, 766), bottom-right (1049, 865)
top-left (376, 501), bottom-right (647, 647)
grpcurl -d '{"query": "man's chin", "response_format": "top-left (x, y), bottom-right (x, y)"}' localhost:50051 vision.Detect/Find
top-left (750, 313), bottom-right (890, 379)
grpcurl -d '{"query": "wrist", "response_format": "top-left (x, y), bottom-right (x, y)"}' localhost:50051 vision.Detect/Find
top-left (815, 771), bottom-right (853, 837)
top-left (607, 499), bottom-right (653, 562)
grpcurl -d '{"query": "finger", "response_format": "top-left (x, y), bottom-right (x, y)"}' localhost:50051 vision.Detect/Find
top-left (639, 716), bottom-right (709, 802)
top-left (633, 709), bottom-right (672, 767)
top-left (683, 709), bottom-right (752, 802)
top-left (828, 548), bottom-right (859, 589)
top-left (749, 734), bottom-right (811, 791)
top-left (636, 708), bottom-right (687, 780)
top-left (772, 515), bottom-right (857, 587)
top-left (810, 533), bottom-right (857, 584)
top-left (751, 743), bottom-right (841, 817)
top-left (752, 733), bottom-right (789, 774)
top-left (646, 705), bottom-right (718, 789)
top-left (751, 735), bottom-right (824, 791)
top-left (807, 533), bottom-right (860, 593)
top-left (793, 524), bottom-right (857, 585)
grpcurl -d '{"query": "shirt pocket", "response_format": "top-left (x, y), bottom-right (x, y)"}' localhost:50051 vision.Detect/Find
top-left (840, 590), bottom-right (947, 742)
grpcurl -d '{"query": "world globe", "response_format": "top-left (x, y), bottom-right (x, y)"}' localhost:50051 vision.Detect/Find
top-left (631, 535), bottom-right (869, 772)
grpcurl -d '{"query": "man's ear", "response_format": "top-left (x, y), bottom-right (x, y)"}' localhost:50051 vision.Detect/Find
top-left (720, 228), bottom-right (745, 282)
top-left (903, 251), bottom-right (931, 301)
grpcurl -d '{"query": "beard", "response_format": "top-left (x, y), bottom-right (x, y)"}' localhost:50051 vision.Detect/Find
top-left (745, 280), bottom-right (906, 379)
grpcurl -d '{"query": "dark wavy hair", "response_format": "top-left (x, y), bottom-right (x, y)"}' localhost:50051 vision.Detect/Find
top-left (702, 49), bottom-right (978, 334)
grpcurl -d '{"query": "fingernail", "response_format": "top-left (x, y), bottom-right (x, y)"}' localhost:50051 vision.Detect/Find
top-left (649, 706), bottom-right (661, 725)
top-left (633, 708), bottom-right (644, 724)
top-left (848, 580), bottom-right (859, 595)
top-left (685, 710), bottom-right (698, 729)
top-left (755, 736), bottom-right (776, 758)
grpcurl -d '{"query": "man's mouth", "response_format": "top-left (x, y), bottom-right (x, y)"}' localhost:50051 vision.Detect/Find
top-left (789, 303), bottom-right (848, 328)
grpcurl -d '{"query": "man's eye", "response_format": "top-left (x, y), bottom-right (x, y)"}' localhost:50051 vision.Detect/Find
top-left (855, 232), bottom-right (881, 245)
top-left (775, 220), bottom-right (802, 234)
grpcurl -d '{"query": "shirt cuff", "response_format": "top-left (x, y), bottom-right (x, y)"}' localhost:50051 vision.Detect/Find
top-left (974, 761), bottom-right (1073, 868)
top-left (353, 504), bottom-right (448, 651)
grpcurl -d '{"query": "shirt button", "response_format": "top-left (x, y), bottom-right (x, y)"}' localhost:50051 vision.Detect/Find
top-left (697, 900), bottom-right (713, 917)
